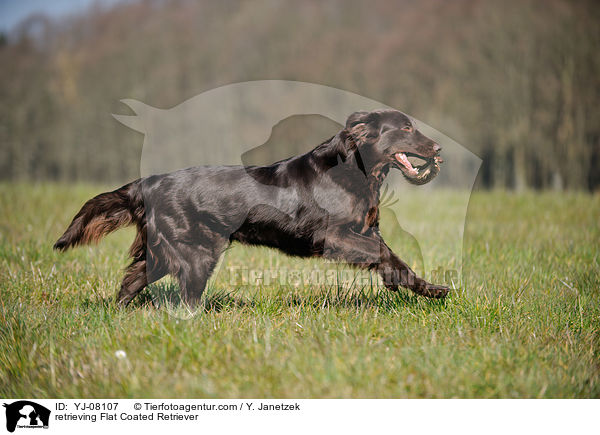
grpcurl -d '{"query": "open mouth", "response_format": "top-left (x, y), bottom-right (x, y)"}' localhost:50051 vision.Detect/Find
top-left (394, 152), bottom-right (443, 176)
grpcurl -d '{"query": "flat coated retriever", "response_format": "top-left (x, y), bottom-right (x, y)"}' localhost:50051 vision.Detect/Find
top-left (54, 109), bottom-right (449, 306)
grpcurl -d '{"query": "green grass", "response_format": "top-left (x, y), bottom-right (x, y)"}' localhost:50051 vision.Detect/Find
top-left (0, 183), bottom-right (599, 398)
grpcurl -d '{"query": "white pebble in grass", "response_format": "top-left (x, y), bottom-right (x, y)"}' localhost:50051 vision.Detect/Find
top-left (115, 350), bottom-right (127, 359)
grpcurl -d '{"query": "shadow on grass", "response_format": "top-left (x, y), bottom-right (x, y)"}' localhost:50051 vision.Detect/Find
top-left (133, 281), bottom-right (449, 315)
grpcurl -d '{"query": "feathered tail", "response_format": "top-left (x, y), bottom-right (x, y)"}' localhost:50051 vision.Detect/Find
top-left (53, 180), bottom-right (143, 251)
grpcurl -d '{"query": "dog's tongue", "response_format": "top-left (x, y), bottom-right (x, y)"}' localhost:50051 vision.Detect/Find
top-left (395, 152), bottom-right (419, 176)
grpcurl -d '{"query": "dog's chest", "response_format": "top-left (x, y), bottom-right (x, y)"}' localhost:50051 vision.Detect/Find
top-left (310, 178), bottom-right (378, 232)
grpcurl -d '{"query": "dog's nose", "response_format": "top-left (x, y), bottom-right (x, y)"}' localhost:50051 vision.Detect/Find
top-left (433, 144), bottom-right (441, 154)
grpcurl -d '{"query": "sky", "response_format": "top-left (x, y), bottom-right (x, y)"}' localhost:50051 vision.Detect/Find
top-left (0, 0), bottom-right (125, 33)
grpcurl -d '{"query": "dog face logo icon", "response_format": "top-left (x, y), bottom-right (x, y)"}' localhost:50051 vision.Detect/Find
top-left (3, 401), bottom-right (50, 432)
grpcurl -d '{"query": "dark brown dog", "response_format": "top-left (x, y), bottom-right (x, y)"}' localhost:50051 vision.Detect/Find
top-left (54, 109), bottom-right (448, 306)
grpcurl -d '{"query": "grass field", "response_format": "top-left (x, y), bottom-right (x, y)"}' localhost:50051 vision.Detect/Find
top-left (1, 184), bottom-right (599, 398)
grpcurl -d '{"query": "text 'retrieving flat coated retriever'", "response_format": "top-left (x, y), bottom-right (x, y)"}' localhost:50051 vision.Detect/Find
top-left (54, 109), bottom-right (449, 306)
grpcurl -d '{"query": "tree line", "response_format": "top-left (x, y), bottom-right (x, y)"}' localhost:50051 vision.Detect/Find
top-left (1, 0), bottom-right (598, 190)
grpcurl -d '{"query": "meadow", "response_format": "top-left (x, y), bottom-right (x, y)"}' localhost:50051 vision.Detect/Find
top-left (0, 184), bottom-right (598, 398)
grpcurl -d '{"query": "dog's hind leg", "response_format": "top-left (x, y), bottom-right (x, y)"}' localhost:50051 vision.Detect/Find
top-left (117, 259), bottom-right (149, 306)
top-left (175, 240), bottom-right (228, 307)
top-left (116, 224), bottom-right (167, 306)
top-left (178, 259), bottom-right (216, 307)
top-left (117, 258), bottom-right (167, 306)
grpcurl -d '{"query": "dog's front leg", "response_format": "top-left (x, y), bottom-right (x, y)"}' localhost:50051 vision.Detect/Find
top-left (377, 241), bottom-right (449, 299)
top-left (323, 229), bottom-right (448, 299)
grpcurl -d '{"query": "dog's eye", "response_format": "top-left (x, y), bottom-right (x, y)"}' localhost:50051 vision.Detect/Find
top-left (401, 125), bottom-right (413, 132)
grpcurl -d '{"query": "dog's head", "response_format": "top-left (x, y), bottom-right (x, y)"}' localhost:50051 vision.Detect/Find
top-left (345, 110), bottom-right (443, 184)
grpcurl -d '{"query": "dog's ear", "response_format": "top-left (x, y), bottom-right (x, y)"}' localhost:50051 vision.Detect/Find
top-left (345, 111), bottom-right (381, 146)
top-left (345, 111), bottom-right (379, 128)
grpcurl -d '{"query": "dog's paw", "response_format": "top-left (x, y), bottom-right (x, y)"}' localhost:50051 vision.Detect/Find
top-left (384, 284), bottom-right (399, 292)
top-left (421, 284), bottom-right (450, 299)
